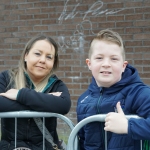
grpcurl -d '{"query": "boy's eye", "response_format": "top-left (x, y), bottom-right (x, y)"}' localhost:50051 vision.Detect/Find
top-left (96, 57), bottom-right (103, 60)
top-left (112, 58), bottom-right (118, 60)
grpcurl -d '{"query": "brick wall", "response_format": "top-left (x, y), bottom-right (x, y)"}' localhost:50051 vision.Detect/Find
top-left (0, 0), bottom-right (150, 125)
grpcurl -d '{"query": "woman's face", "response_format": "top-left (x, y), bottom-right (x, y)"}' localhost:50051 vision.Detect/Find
top-left (25, 40), bottom-right (55, 84)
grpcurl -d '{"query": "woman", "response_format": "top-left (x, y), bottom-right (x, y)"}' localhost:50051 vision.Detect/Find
top-left (0, 35), bottom-right (71, 150)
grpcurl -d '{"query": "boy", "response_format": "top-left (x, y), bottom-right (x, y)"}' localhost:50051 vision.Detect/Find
top-left (76, 29), bottom-right (150, 150)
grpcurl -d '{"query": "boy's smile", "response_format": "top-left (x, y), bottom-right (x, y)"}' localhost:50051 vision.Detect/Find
top-left (86, 40), bottom-right (128, 87)
top-left (100, 71), bottom-right (111, 74)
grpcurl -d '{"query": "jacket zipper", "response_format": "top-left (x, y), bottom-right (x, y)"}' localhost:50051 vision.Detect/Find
top-left (97, 88), bottom-right (103, 113)
top-left (96, 88), bottom-right (105, 147)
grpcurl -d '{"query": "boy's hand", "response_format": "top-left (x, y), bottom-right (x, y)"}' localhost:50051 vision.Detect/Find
top-left (0, 89), bottom-right (19, 100)
top-left (104, 102), bottom-right (128, 134)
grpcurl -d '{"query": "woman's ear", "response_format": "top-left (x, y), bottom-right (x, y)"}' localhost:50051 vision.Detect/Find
top-left (24, 53), bottom-right (28, 62)
top-left (86, 58), bottom-right (91, 70)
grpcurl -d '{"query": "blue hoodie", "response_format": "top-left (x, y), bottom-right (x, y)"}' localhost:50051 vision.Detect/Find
top-left (77, 64), bottom-right (150, 150)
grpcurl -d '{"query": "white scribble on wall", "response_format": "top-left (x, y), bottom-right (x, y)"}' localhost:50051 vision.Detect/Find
top-left (57, 0), bottom-right (124, 52)
top-left (57, 36), bottom-right (69, 53)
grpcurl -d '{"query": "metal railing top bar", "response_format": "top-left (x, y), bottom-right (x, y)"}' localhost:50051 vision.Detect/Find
top-left (0, 111), bottom-right (75, 129)
top-left (67, 114), bottom-right (142, 150)
top-left (0, 111), bottom-right (71, 119)
top-left (0, 111), bottom-right (77, 150)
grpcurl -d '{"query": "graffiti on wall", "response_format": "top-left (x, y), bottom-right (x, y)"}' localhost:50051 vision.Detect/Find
top-left (57, 0), bottom-right (124, 52)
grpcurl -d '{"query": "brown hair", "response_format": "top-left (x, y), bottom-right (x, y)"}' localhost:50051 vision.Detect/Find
top-left (89, 29), bottom-right (125, 60)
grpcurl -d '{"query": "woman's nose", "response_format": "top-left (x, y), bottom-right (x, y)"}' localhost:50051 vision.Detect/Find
top-left (39, 55), bottom-right (46, 63)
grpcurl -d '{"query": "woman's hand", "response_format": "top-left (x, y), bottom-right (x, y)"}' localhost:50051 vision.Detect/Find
top-left (104, 102), bottom-right (128, 134)
top-left (49, 92), bottom-right (62, 96)
top-left (0, 89), bottom-right (19, 100)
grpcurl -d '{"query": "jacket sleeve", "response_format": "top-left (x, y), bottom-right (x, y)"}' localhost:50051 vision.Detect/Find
top-left (16, 81), bottom-right (71, 114)
top-left (128, 87), bottom-right (150, 140)
top-left (0, 71), bottom-right (30, 112)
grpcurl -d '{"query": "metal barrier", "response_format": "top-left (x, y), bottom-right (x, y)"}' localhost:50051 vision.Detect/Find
top-left (67, 114), bottom-right (142, 150)
top-left (0, 111), bottom-right (78, 150)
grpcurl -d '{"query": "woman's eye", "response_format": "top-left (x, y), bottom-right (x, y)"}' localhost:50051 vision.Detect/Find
top-left (47, 56), bottom-right (53, 60)
top-left (35, 53), bottom-right (40, 56)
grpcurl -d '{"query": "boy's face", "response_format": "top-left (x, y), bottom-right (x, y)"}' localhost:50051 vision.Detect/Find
top-left (86, 40), bottom-right (128, 87)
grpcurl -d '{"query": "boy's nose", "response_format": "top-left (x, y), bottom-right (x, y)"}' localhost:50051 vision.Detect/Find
top-left (102, 59), bottom-right (111, 67)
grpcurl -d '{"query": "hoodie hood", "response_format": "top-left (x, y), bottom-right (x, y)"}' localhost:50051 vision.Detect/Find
top-left (88, 64), bottom-right (143, 95)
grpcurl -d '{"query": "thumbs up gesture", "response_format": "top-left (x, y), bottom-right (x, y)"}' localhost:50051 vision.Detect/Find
top-left (104, 102), bottom-right (128, 134)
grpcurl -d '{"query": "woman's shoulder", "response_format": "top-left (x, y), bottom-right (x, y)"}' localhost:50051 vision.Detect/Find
top-left (51, 74), bottom-right (65, 85)
top-left (0, 70), bottom-right (10, 77)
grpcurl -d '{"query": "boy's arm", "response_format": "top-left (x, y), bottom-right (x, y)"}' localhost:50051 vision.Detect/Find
top-left (104, 89), bottom-right (150, 140)
top-left (127, 87), bottom-right (150, 140)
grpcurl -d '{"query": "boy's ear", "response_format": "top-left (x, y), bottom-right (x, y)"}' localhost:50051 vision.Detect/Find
top-left (122, 61), bottom-right (128, 72)
top-left (86, 59), bottom-right (91, 70)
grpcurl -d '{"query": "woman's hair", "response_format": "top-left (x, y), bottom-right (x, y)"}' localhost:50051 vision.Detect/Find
top-left (9, 35), bottom-right (59, 89)
top-left (89, 29), bottom-right (125, 60)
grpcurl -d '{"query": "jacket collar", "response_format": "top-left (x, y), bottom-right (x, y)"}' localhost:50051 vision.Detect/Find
top-left (25, 73), bottom-right (57, 93)
top-left (88, 64), bottom-right (142, 95)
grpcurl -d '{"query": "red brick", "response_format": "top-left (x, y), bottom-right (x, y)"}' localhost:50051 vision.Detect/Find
top-left (19, 3), bottom-right (33, 9)
top-left (135, 7), bottom-right (150, 13)
top-left (125, 14), bottom-right (143, 20)
top-left (134, 21), bottom-right (150, 27)
top-left (42, 19), bottom-right (56, 24)
top-left (34, 25), bottom-right (48, 31)
top-left (34, 2), bottom-right (48, 7)
top-left (107, 3), bottom-right (123, 9)
top-left (5, 4), bottom-right (18, 10)
top-left (19, 15), bottom-right (33, 20)
top-left (126, 27), bottom-right (143, 33)
top-left (107, 15), bottom-right (124, 21)
top-left (134, 34), bottom-right (150, 40)
top-left (25, 8), bottom-right (40, 14)
top-left (34, 14), bottom-right (48, 19)
top-left (125, 41), bottom-right (142, 46)
top-left (135, 47), bottom-right (150, 53)
top-left (125, 2), bottom-right (144, 7)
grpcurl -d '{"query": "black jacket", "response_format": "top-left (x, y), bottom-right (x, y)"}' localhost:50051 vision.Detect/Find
top-left (0, 70), bottom-right (71, 150)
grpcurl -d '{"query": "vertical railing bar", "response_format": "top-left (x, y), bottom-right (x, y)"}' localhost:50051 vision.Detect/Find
top-left (43, 117), bottom-right (45, 150)
top-left (140, 140), bottom-right (142, 150)
top-left (15, 117), bottom-right (17, 148)
top-left (105, 130), bottom-right (107, 150)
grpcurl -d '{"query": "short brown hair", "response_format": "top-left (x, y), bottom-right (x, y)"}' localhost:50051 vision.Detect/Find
top-left (89, 29), bottom-right (125, 60)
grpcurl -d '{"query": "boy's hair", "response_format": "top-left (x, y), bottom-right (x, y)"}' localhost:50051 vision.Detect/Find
top-left (9, 35), bottom-right (59, 89)
top-left (89, 29), bottom-right (125, 60)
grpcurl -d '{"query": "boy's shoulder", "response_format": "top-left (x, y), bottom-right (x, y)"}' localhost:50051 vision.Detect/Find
top-left (78, 90), bottom-right (89, 103)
